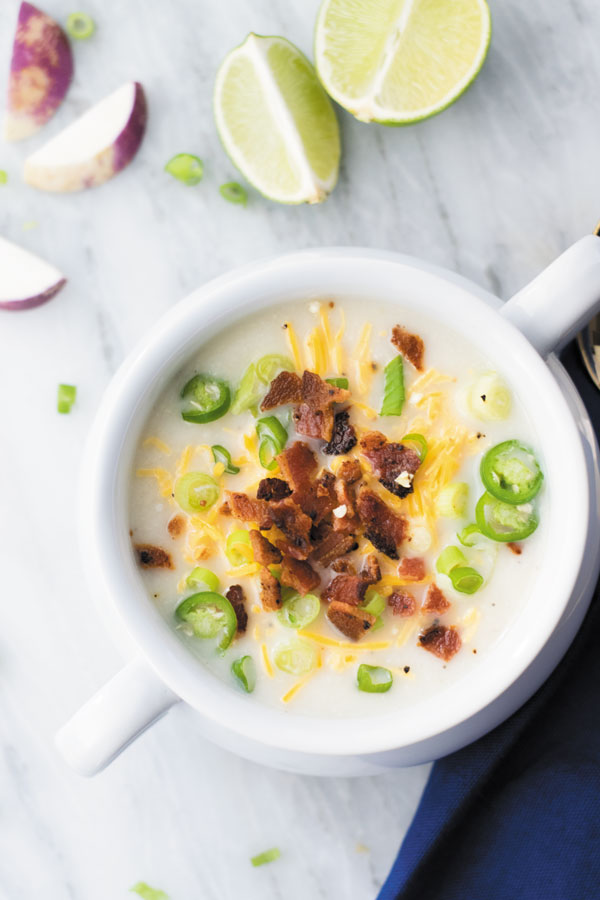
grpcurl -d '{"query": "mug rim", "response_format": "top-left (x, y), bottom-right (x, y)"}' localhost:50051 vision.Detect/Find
top-left (80, 247), bottom-right (589, 757)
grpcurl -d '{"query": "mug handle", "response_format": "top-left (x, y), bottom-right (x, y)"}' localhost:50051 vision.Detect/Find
top-left (55, 657), bottom-right (179, 776)
top-left (500, 235), bottom-right (600, 357)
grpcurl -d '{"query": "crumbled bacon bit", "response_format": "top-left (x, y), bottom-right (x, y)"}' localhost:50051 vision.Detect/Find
top-left (331, 558), bottom-right (357, 574)
top-left (167, 514), bottom-right (186, 539)
top-left (260, 370), bottom-right (302, 410)
top-left (276, 442), bottom-right (334, 522)
top-left (327, 601), bottom-right (375, 641)
top-left (225, 584), bottom-right (248, 634)
top-left (219, 501), bottom-right (232, 516)
top-left (422, 583), bottom-right (451, 614)
top-left (293, 370), bottom-right (350, 441)
top-left (227, 492), bottom-right (272, 529)
top-left (322, 574), bottom-right (370, 606)
top-left (391, 325), bottom-right (425, 371)
top-left (360, 431), bottom-right (422, 499)
top-left (356, 488), bottom-right (406, 559)
top-left (249, 530), bottom-right (282, 566)
top-left (388, 590), bottom-right (416, 617)
top-left (361, 553), bottom-right (381, 584)
top-left (280, 555), bottom-right (320, 595)
top-left (419, 624), bottom-right (461, 661)
top-left (397, 557), bottom-right (426, 581)
top-left (507, 542), bottom-right (523, 555)
top-left (258, 567), bottom-right (281, 610)
top-left (337, 458), bottom-right (362, 484)
top-left (256, 477), bottom-right (292, 502)
top-left (311, 530), bottom-right (358, 566)
top-left (269, 497), bottom-right (313, 559)
top-left (322, 409), bottom-right (357, 456)
top-left (135, 544), bottom-right (173, 569)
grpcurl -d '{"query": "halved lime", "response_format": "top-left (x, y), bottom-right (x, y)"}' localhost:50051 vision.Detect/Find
top-left (315, 0), bottom-right (491, 125)
top-left (214, 34), bottom-right (340, 204)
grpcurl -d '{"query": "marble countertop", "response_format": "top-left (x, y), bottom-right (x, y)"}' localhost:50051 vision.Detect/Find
top-left (1, 0), bottom-right (599, 897)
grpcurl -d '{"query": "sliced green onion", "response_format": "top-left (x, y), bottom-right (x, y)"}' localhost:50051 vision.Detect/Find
top-left (326, 376), bottom-right (349, 389)
top-left (181, 373), bottom-right (230, 423)
top-left (251, 848), bottom-right (280, 867)
top-left (476, 492), bottom-right (539, 542)
top-left (220, 182), bottom-right (247, 205)
top-left (231, 356), bottom-right (294, 415)
top-left (436, 546), bottom-right (467, 576)
top-left (357, 664), bottom-right (393, 693)
top-left (0, 171), bottom-right (7, 185)
top-left (165, 153), bottom-right (204, 186)
top-left (175, 592), bottom-right (237, 652)
top-left (277, 592), bottom-right (321, 629)
top-left (225, 529), bottom-right (253, 566)
top-left (232, 655), bottom-right (256, 693)
top-left (174, 472), bottom-right (219, 514)
top-left (256, 416), bottom-right (288, 470)
top-left (436, 482), bottom-right (469, 518)
top-left (369, 616), bottom-right (385, 633)
top-left (401, 432), bottom-right (428, 461)
top-left (211, 444), bottom-right (240, 474)
top-left (480, 440), bottom-right (543, 505)
top-left (468, 372), bottom-right (512, 421)
top-left (363, 590), bottom-right (386, 617)
top-left (380, 355), bottom-right (405, 416)
top-left (57, 383), bottom-right (76, 414)
top-left (130, 883), bottom-right (168, 900)
top-left (274, 639), bottom-right (317, 675)
top-left (66, 12), bottom-right (95, 39)
top-left (186, 567), bottom-right (219, 592)
top-left (457, 524), bottom-right (483, 547)
top-left (450, 566), bottom-right (484, 594)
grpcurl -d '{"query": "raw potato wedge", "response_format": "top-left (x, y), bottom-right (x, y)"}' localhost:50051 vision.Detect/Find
top-left (0, 235), bottom-right (66, 310)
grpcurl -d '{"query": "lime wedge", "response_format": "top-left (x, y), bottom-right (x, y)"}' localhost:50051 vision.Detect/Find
top-left (214, 34), bottom-right (340, 204)
top-left (315, 0), bottom-right (491, 124)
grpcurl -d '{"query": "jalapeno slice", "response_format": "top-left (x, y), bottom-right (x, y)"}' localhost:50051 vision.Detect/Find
top-left (180, 373), bottom-right (231, 424)
top-left (475, 492), bottom-right (539, 542)
top-left (480, 440), bottom-right (543, 505)
top-left (175, 591), bottom-right (237, 652)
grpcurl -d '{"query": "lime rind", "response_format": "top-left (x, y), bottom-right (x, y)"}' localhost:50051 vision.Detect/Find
top-left (214, 33), bottom-right (340, 204)
top-left (314, 0), bottom-right (491, 125)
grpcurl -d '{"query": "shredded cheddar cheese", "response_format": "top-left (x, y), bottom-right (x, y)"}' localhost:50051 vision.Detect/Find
top-left (281, 668), bottom-right (318, 703)
top-left (213, 461), bottom-right (226, 479)
top-left (306, 323), bottom-right (328, 375)
top-left (285, 321), bottom-right (303, 371)
top-left (135, 468), bottom-right (173, 498)
top-left (298, 630), bottom-right (390, 651)
top-left (143, 436), bottom-right (172, 455)
top-left (460, 607), bottom-right (481, 644)
top-left (396, 620), bottom-right (419, 647)
top-left (261, 643), bottom-right (274, 677)
top-left (175, 445), bottom-right (194, 480)
top-left (333, 307), bottom-right (346, 374)
top-left (355, 322), bottom-right (374, 396)
top-left (225, 562), bottom-right (261, 578)
top-left (352, 400), bottom-right (378, 420)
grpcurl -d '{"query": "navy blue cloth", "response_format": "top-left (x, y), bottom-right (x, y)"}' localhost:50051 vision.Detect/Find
top-left (378, 343), bottom-right (600, 900)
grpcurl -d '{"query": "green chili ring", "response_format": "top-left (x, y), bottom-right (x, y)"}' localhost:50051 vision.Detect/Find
top-left (181, 373), bottom-right (231, 424)
top-left (480, 440), bottom-right (543, 505)
top-left (175, 591), bottom-right (237, 652)
top-left (475, 492), bottom-right (539, 543)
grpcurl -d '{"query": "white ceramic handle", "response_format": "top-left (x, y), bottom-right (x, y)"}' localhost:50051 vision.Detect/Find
top-left (55, 658), bottom-right (179, 776)
top-left (501, 235), bottom-right (600, 356)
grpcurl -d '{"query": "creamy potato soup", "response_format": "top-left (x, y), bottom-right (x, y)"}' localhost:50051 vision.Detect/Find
top-left (129, 299), bottom-right (547, 716)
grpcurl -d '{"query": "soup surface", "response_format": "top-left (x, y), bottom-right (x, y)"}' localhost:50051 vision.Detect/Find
top-left (129, 298), bottom-right (547, 716)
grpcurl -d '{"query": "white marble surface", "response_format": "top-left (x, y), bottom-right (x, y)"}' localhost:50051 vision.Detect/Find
top-left (1, 0), bottom-right (599, 897)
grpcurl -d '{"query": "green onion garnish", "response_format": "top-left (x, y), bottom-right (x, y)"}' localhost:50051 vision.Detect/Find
top-left (357, 664), bottom-right (393, 693)
top-left (57, 383), bottom-right (76, 414)
top-left (225, 529), bottom-right (253, 567)
top-left (175, 592), bottom-right (237, 652)
top-left (251, 847), bottom-right (281, 867)
top-left (401, 432), bottom-right (428, 462)
top-left (435, 546), bottom-right (467, 576)
top-left (231, 356), bottom-right (294, 415)
top-left (232, 655), bottom-right (256, 692)
top-left (436, 546), bottom-right (484, 594)
top-left (380, 355), bottom-right (405, 416)
top-left (274, 639), bottom-right (317, 675)
top-left (130, 882), bottom-right (169, 900)
top-left (256, 415), bottom-right (288, 470)
top-left (468, 372), bottom-right (512, 421)
top-left (174, 472), bottom-right (220, 514)
top-left (186, 566), bottom-right (219, 592)
top-left (326, 376), bottom-right (349, 389)
top-left (362, 590), bottom-right (386, 617)
top-left (66, 12), bottom-right (95, 39)
top-left (211, 444), bottom-right (240, 474)
top-left (277, 592), bottom-right (320, 629)
top-left (0, 171), bottom-right (7, 185)
top-left (457, 523), bottom-right (483, 547)
top-left (436, 482), bottom-right (469, 518)
top-left (165, 154), bottom-right (204, 186)
top-left (220, 182), bottom-right (248, 205)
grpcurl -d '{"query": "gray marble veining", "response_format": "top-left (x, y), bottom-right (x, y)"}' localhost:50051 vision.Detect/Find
top-left (1, 0), bottom-right (599, 897)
